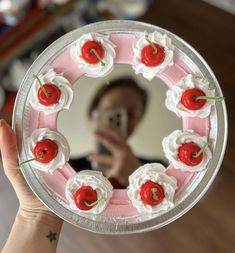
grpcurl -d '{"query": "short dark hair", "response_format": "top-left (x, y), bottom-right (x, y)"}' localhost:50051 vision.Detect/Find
top-left (88, 77), bottom-right (148, 118)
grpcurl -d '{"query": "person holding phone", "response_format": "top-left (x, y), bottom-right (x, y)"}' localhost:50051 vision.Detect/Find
top-left (69, 77), bottom-right (165, 188)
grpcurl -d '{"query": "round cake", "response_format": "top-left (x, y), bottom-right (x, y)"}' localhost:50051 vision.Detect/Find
top-left (13, 20), bottom-right (227, 234)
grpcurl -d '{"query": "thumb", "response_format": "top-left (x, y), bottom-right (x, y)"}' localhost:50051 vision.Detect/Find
top-left (0, 119), bottom-right (20, 181)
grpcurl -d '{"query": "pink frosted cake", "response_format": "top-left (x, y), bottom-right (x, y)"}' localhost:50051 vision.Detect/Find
top-left (15, 21), bottom-right (227, 232)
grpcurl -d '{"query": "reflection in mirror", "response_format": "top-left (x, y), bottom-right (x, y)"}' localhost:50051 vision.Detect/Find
top-left (57, 64), bottom-right (181, 188)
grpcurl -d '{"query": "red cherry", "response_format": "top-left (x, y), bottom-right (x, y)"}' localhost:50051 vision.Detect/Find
top-left (181, 88), bottom-right (207, 110)
top-left (141, 43), bottom-right (165, 67)
top-left (37, 83), bottom-right (61, 106)
top-left (140, 180), bottom-right (165, 206)
top-left (73, 186), bottom-right (98, 211)
top-left (178, 142), bottom-right (203, 166)
top-left (81, 40), bottom-right (104, 64)
top-left (33, 139), bottom-right (59, 163)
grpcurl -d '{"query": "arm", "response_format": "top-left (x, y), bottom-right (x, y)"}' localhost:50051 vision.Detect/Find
top-left (2, 209), bottom-right (63, 253)
top-left (0, 119), bottom-right (63, 253)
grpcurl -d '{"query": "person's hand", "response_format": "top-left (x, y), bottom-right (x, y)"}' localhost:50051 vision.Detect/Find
top-left (0, 119), bottom-right (51, 217)
top-left (1, 119), bottom-right (63, 253)
top-left (88, 125), bottom-right (141, 186)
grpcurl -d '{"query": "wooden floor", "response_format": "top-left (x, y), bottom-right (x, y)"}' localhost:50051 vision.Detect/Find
top-left (1, 0), bottom-right (235, 252)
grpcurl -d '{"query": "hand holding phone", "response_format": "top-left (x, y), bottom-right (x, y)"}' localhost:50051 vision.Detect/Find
top-left (88, 124), bottom-right (141, 186)
top-left (93, 107), bottom-right (127, 151)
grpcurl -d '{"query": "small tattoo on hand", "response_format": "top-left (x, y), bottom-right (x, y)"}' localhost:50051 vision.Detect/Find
top-left (46, 231), bottom-right (57, 243)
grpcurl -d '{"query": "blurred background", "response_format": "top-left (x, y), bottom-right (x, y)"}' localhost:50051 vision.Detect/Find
top-left (0, 0), bottom-right (235, 252)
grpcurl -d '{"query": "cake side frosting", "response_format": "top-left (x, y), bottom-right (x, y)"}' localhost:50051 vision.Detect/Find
top-left (27, 33), bottom-right (211, 218)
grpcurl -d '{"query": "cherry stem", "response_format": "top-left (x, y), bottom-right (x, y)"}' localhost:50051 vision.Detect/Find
top-left (90, 48), bottom-right (105, 66)
top-left (84, 196), bottom-right (106, 207)
top-left (18, 151), bottom-right (44, 167)
top-left (145, 34), bottom-right (158, 55)
top-left (192, 142), bottom-right (208, 158)
top-left (151, 188), bottom-right (159, 200)
top-left (33, 74), bottom-right (50, 98)
top-left (195, 96), bottom-right (225, 101)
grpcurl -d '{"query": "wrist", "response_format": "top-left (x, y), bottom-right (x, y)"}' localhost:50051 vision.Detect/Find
top-left (2, 208), bottom-right (63, 253)
top-left (17, 207), bottom-right (63, 229)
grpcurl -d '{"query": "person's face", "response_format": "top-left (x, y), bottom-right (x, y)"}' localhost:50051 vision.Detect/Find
top-left (97, 86), bottom-right (144, 137)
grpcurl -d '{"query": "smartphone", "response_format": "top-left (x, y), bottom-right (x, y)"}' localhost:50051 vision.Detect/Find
top-left (91, 107), bottom-right (127, 170)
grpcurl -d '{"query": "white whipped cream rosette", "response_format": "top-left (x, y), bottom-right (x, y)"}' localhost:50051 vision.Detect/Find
top-left (27, 128), bottom-right (70, 173)
top-left (70, 33), bottom-right (116, 77)
top-left (132, 31), bottom-right (174, 80)
top-left (65, 170), bottom-right (113, 215)
top-left (162, 129), bottom-right (212, 172)
top-left (127, 163), bottom-right (177, 214)
top-left (29, 68), bottom-right (73, 114)
top-left (165, 74), bottom-right (215, 118)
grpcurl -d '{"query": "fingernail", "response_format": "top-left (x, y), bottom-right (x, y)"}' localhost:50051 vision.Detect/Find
top-left (0, 119), bottom-right (6, 127)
